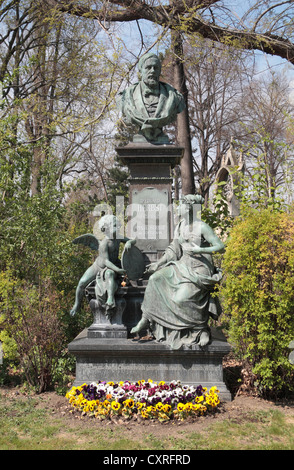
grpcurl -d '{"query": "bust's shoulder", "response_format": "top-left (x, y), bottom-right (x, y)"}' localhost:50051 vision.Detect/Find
top-left (159, 81), bottom-right (180, 95)
top-left (117, 83), bottom-right (139, 110)
top-left (124, 82), bottom-right (140, 94)
top-left (160, 82), bottom-right (185, 111)
top-left (118, 83), bottom-right (139, 100)
top-left (159, 81), bottom-right (174, 91)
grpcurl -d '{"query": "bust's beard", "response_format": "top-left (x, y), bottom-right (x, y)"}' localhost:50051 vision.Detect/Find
top-left (143, 77), bottom-right (158, 88)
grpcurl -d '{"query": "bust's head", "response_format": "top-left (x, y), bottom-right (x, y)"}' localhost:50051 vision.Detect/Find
top-left (138, 53), bottom-right (161, 89)
top-left (118, 52), bottom-right (185, 144)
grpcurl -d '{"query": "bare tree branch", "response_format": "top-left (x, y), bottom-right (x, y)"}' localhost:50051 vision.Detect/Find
top-left (44, 1), bottom-right (294, 64)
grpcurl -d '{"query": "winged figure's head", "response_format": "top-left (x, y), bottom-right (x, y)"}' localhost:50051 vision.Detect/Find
top-left (99, 215), bottom-right (121, 238)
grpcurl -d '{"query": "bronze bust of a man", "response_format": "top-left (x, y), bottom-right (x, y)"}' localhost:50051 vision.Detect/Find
top-left (118, 53), bottom-right (185, 144)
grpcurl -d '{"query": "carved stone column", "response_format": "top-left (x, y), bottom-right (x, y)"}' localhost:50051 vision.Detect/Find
top-left (116, 143), bottom-right (184, 265)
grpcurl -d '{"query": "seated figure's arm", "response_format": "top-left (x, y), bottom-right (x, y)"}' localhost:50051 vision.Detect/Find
top-left (190, 222), bottom-right (225, 255)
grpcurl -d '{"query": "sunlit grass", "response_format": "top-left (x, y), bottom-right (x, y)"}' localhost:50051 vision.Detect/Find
top-left (1, 389), bottom-right (294, 450)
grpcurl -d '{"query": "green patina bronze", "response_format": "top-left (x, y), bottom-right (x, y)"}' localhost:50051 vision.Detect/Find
top-left (118, 53), bottom-right (185, 144)
top-left (131, 194), bottom-right (225, 349)
top-left (70, 215), bottom-right (136, 316)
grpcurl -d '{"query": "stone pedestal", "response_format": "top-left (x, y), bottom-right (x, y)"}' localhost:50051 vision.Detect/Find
top-left (116, 143), bottom-right (183, 264)
top-left (68, 327), bottom-right (232, 401)
top-left (84, 282), bottom-right (145, 339)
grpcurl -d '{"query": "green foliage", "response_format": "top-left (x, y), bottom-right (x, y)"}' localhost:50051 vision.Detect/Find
top-left (106, 160), bottom-right (129, 207)
top-left (219, 208), bottom-right (294, 397)
top-left (51, 349), bottom-right (76, 396)
top-left (238, 158), bottom-right (286, 213)
top-left (201, 181), bottom-right (234, 239)
top-left (0, 358), bottom-right (11, 386)
top-left (0, 113), bottom-right (94, 390)
top-left (0, 274), bottom-right (64, 392)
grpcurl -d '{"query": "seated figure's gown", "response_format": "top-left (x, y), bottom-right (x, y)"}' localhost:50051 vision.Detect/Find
top-left (141, 220), bottom-right (222, 350)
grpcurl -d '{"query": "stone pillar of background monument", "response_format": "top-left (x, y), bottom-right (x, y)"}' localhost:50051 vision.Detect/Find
top-left (215, 139), bottom-right (244, 217)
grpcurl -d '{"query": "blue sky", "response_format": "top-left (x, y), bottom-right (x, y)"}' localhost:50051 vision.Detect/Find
top-left (105, 2), bottom-right (294, 102)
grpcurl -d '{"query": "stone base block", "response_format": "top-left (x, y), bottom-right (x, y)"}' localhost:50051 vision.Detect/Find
top-left (68, 327), bottom-right (232, 401)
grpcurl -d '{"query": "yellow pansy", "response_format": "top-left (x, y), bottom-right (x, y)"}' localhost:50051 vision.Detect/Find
top-left (163, 404), bottom-right (171, 413)
top-left (184, 402), bottom-right (192, 411)
top-left (136, 402), bottom-right (145, 410)
top-left (123, 398), bottom-right (135, 408)
top-left (141, 409), bottom-right (149, 419)
top-left (155, 402), bottom-right (164, 411)
top-left (111, 401), bottom-right (121, 411)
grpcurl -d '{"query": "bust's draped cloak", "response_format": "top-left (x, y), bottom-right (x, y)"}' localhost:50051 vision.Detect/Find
top-left (141, 223), bottom-right (223, 350)
top-left (118, 81), bottom-right (185, 132)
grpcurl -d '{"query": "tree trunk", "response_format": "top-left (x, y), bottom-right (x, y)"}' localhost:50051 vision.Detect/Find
top-left (172, 30), bottom-right (195, 196)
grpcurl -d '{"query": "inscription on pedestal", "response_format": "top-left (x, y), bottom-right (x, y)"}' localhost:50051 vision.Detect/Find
top-left (129, 187), bottom-right (171, 252)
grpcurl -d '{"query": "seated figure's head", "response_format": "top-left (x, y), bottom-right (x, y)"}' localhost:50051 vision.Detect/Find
top-left (177, 194), bottom-right (204, 217)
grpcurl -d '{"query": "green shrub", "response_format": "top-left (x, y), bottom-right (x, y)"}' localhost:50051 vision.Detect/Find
top-left (220, 208), bottom-right (294, 398)
top-left (0, 273), bottom-right (65, 393)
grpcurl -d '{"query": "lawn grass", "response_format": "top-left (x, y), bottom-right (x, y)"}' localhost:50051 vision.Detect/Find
top-left (1, 389), bottom-right (294, 450)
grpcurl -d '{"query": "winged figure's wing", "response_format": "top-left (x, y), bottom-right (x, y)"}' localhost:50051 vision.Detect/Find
top-left (72, 234), bottom-right (99, 251)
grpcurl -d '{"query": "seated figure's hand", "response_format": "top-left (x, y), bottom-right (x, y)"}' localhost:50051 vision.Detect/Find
top-left (145, 262), bottom-right (160, 274)
top-left (182, 242), bottom-right (202, 255)
top-left (191, 244), bottom-right (202, 254)
top-left (70, 308), bottom-right (77, 317)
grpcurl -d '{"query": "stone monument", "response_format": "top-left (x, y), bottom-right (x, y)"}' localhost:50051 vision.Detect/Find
top-left (68, 53), bottom-right (231, 401)
top-left (215, 139), bottom-right (244, 217)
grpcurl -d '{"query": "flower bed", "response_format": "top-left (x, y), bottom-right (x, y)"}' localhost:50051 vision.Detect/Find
top-left (65, 380), bottom-right (221, 422)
